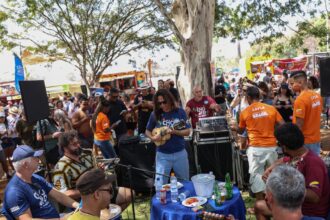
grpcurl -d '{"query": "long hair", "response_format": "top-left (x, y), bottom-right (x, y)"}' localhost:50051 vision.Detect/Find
top-left (54, 109), bottom-right (72, 131)
top-left (91, 96), bottom-right (110, 133)
top-left (277, 84), bottom-right (293, 98)
top-left (153, 89), bottom-right (177, 121)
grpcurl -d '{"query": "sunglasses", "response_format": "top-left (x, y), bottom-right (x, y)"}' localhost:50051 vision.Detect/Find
top-left (158, 101), bottom-right (167, 105)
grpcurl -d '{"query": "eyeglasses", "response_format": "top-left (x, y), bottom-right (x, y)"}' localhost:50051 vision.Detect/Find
top-left (98, 187), bottom-right (114, 198)
top-left (158, 101), bottom-right (167, 105)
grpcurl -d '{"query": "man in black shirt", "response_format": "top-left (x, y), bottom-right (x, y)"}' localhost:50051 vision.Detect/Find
top-left (214, 78), bottom-right (227, 114)
top-left (133, 85), bottom-right (153, 134)
top-left (106, 88), bottom-right (127, 141)
top-left (165, 79), bottom-right (181, 106)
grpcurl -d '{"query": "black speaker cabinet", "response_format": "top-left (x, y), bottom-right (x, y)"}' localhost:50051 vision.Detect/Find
top-left (118, 136), bottom-right (156, 192)
top-left (319, 56), bottom-right (330, 97)
top-left (19, 80), bottom-right (49, 123)
top-left (196, 141), bottom-right (233, 181)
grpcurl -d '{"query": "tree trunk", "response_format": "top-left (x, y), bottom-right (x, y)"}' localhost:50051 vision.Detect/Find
top-left (171, 0), bottom-right (215, 105)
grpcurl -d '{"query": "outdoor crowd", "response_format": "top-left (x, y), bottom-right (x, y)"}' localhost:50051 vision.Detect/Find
top-left (0, 70), bottom-right (328, 220)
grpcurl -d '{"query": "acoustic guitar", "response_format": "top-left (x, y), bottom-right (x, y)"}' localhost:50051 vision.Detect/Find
top-left (152, 120), bottom-right (186, 146)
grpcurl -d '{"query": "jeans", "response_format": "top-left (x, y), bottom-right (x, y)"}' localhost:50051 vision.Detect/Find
top-left (94, 140), bottom-right (117, 159)
top-left (155, 149), bottom-right (189, 184)
top-left (305, 142), bottom-right (321, 155)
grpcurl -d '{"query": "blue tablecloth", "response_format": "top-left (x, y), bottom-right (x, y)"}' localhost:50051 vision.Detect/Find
top-left (150, 181), bottom-right (246, 220)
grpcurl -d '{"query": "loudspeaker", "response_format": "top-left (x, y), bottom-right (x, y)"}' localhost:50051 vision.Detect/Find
top-left (118, 135), bottom-right (156, 192)
top-left (319, 57), bottom-right (330, 96)
top-left (196, 141), bottom-right (233, 181)
top-left (19, 80), bottom-right (49, 123)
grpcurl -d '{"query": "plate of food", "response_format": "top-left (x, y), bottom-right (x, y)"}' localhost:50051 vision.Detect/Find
top-left (162, 182), bottom-right (184, 191)
top-left (182, 196), bottom-right (207, 207)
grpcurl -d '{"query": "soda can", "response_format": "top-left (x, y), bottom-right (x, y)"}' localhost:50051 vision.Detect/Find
top-left (160, 189), bottom-right (167, 204)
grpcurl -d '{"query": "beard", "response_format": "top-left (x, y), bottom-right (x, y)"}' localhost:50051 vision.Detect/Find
top-left (69, 147), bottom-right (82, 156)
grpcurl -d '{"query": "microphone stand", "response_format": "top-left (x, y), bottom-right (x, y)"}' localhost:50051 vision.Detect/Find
top-left (113, 162), bottom-right (189, 220)
top-left (38, 120), bottom-right (52, 181)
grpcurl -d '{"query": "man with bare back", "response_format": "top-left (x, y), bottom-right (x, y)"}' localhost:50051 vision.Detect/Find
top-left (71, 96), bottom-right (93, 148)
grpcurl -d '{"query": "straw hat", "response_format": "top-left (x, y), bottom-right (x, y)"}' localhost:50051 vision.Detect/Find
top-left (9, 106), bottom-right (19, 115)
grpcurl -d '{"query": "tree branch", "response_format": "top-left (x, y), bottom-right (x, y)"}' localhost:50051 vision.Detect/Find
top-left (152, 0), bottom-right (184, 45)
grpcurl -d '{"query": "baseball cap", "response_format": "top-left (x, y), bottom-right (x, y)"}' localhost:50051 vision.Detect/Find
top-left (12, 145), bottom-right (44, 162)
top-left (76, 168), bottom-right (116, 195)
top-left (0, 112), bottom-right (5, 117)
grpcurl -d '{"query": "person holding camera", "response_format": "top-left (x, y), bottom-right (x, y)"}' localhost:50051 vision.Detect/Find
top-left (133, 84), bottom-right (154, 134)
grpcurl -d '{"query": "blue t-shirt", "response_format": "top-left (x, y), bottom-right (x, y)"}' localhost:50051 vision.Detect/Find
top-left (2, 174), bottom-right (59, 219)
top-left (146, 108), bottom-right (191, 154)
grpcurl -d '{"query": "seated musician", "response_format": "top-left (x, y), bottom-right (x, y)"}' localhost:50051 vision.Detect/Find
top-left (2, 145), bottom-right (79, 220)
top-left (145, 89), bottom-right (192, 184)
top-left (67, 168), bottom-right (116, 220)
top-left (186, 85), bottom-right (221, 129)
top-left (52, 130), bottom-right (132, 211)
top-left (255, 123), bottom-right (330, 219)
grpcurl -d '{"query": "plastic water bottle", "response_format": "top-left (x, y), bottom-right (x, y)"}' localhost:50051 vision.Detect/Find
top-left (155, 177), bottom-right (162, 200)
top-left (178, 190), bottom-right (190, 202)
top-left (170, 172), bottom-right (178, 203)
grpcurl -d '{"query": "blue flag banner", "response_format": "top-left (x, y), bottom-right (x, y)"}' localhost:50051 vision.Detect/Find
top-left (14, 53), bottom-right (25, 93)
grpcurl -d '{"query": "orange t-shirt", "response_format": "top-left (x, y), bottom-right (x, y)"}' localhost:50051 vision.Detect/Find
top-left (292, 90), bottom-right (322, 144)
top-left (239, 102), bottom-right (283, 147)
top-left (94, 112), bottom-right (111, 141)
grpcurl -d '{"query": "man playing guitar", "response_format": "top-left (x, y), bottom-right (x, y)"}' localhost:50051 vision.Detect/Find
top-left (145, 89), bottom-right (192, 184)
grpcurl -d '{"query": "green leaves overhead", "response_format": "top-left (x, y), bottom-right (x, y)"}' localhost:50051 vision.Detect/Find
top-left (214, 0), bottom-right (322, 41)
top-left (1, 0), bottom-right (172, 86)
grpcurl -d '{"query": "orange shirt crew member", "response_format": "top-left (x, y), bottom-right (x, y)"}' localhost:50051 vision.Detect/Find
top-left (291, 71), bottom-right (323, 155)
top-left (237, 86), bottom-right (284, 200)
top-left (91, 97), bottom-right (117, 159)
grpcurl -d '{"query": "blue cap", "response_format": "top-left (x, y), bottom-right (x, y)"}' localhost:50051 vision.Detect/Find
top-left (12, 145), bottom-right (44, 162)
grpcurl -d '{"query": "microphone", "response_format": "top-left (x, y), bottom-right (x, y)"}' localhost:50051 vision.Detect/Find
top-left (97, 157), bottom-right (120, 165)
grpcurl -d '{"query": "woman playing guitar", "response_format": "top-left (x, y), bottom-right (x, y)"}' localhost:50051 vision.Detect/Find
top-left (145, 89), bottom-right (192, 184)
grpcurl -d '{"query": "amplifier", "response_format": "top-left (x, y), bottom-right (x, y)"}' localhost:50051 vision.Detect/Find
top-left (195, 116), bottom-right (230, 141)
top-left (196, 116), bottom-right (229, 130)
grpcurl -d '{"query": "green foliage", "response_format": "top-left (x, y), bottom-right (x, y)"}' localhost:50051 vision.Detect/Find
top-left (1, 0), bottom-right (172, 86)
top-left (214, 0), bottom-right (322, 41)
top-left (246, 15), bottom-right (329, 58)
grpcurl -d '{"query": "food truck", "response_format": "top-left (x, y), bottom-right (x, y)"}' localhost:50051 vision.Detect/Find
top-left (98, 71), bottom-right (149, 95)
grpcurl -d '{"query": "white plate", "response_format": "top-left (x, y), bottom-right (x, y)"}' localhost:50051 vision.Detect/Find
top-left (162, 182), bottom-right (184, 191)
top-left (182, 196), bottom-right (207, 207)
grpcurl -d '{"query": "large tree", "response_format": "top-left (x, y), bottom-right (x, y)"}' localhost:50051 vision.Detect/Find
top-left (1, 0), bottom-right (171, 90)
top-left (153, 0), bottom-right (215, 104)
top-left (153, 0), bottom-right (323, 102)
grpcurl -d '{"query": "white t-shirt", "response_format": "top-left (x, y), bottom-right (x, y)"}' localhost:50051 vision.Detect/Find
top-left (6, 115), bottom-right (19, 138)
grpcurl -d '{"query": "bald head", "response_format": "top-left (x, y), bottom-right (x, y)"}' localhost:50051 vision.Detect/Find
top-left (193, 86), bottom-right (203, 101)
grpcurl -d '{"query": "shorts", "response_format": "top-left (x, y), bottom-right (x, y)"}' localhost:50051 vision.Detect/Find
top-left (247, 147), bottom-right (278, 193)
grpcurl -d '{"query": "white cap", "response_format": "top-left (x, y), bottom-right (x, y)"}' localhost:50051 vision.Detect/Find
top-left (0, 112), bottom-right (5, 117)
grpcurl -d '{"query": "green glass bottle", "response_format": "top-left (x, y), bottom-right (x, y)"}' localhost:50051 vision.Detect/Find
top-left (225, 173), bottom-right (233, 200)
top-left (213, 181), bottom-right (221, 206)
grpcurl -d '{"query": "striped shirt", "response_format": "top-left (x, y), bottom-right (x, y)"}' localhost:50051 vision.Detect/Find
top-left (52, 153), bottom-right (93, 192)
